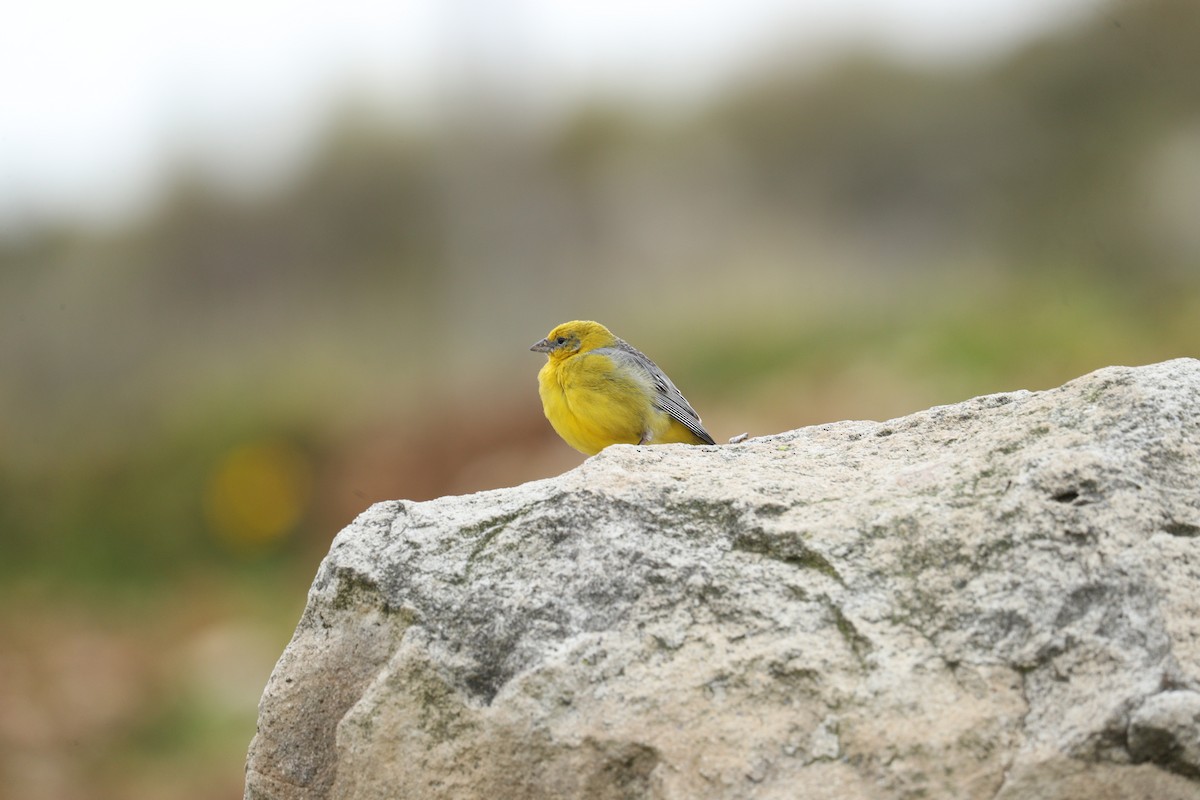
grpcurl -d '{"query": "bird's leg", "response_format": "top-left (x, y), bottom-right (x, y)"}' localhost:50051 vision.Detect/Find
top-left (638, 430), bottom-right (654, 445)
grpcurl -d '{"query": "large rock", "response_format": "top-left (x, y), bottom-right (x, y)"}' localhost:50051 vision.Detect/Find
top-left (245, 359), bottom-right (1200, 800)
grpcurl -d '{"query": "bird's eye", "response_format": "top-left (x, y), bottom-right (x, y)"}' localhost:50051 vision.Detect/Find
top-left (556, 336), bottom-right (567, 345)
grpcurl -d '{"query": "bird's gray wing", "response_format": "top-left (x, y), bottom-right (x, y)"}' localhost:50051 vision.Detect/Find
top-left (595, 340), bottom-right (716, 445)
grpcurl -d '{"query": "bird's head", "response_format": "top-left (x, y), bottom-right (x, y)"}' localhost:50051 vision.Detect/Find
top-left (530, 320), bottom-right (617, 360)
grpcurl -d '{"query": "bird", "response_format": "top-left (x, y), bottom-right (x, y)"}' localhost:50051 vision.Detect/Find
top-left (531, 320), bottom-right (716, 456)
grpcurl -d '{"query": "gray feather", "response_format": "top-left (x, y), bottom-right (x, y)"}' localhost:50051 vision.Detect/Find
top-left (593, 340), bottom-right (716, 445)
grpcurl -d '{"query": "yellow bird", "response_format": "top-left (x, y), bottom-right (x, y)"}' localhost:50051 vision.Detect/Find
top-left (531, 320), bottom-right (716, 455)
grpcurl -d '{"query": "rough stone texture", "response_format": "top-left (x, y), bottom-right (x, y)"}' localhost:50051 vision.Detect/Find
top-left (1129, 690), bottom-right (1200, 778)
top-left (246, 359), bottom-right (1200, 800)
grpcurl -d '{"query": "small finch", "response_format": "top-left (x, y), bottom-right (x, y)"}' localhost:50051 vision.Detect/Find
top-left (531, 320), bottom-right (715, 456)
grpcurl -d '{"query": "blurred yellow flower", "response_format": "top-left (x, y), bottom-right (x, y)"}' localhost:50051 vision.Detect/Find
top-left (204, 440), bottom-right (312, 551)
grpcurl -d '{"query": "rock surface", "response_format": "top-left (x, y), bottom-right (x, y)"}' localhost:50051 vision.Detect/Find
top-left (246, 359), bottom-right (1200, 800)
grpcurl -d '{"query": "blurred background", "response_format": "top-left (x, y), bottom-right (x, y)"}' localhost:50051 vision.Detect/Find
top-left (1, 0), bottom-right (1197, 796)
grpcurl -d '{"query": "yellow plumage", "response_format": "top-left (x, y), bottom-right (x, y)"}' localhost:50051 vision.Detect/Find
top-left (531, 320), bottom-right (715, 456)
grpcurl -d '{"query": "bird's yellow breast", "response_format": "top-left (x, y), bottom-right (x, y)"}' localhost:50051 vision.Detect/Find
top-left (538, 351), bottom-right (667, 456)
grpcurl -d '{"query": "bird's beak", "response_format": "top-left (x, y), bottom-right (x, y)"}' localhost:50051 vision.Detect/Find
top-left (530, 338), bottom-right (552, 353)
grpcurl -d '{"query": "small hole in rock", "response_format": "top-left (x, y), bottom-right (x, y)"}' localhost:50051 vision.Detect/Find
top-left (1052, 490), bottom-right (1079, 503)
top-left (1163, 521), bottom-right (1200, 538)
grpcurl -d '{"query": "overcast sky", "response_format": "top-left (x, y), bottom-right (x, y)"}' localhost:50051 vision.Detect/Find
top-left (0, 0), bottom-right (1099, 231)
